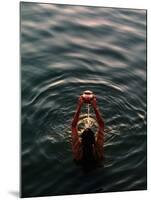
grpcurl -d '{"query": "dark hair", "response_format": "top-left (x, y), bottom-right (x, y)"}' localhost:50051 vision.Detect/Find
top-left (81, 128), bottom-right (95, 146)
top-left (81, 128), bottom-right (95, 163)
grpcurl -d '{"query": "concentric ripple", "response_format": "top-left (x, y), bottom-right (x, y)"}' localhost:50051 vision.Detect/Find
top-left (21, 3), bottom-right (147, 198)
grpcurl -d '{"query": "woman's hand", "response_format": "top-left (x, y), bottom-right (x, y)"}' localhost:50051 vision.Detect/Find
top-left (91, 96), bottom-right (97, 108)
top-left (78, 95), bottom-right (84, 106)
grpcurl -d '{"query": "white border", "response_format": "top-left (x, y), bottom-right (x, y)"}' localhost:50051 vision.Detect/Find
top-left (0, 0), bottom-right (150, 200)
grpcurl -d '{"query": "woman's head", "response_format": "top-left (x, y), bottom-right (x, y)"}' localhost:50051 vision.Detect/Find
top-left (81, 128), bottom-right (96, 165)
top-left (81, 128), bottom-right (95, 146)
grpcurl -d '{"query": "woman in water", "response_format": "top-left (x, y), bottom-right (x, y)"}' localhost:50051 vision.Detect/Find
top-left (71, 93), bottom-right (104, 165)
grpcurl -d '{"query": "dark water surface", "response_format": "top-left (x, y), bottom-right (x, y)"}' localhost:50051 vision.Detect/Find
top-left (21, 2), bottom-right (147, 198)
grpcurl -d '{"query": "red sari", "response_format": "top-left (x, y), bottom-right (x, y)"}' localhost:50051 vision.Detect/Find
top-left (71, 101), bottom-right (104, 162)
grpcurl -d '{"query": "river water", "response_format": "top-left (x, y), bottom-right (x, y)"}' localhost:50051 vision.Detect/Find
top-left (21, 2), bottom-right (147, 198)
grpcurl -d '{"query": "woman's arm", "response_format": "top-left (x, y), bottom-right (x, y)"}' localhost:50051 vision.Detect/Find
top-left (71, 96), bottom-right (83, 160)
top-left (91, 97), bottom-right (104, 159)
top-left (91, 97), bottom-right (104, 131)
top-left (71, 96), bottom-right (83, 128)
